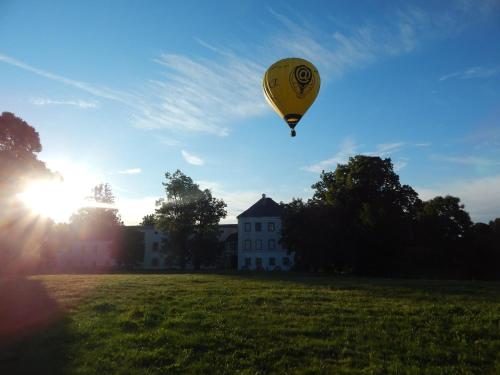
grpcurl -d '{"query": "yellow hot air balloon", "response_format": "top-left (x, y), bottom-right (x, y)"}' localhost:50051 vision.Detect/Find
top-left (263, 58), bottom-right (320, 137)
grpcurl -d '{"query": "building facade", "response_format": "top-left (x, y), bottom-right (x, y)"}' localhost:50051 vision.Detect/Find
top-left (237, 194), bottom-right (293, 271)
top-left (57, 239), bottom-right (115, 270)
top-left (139, 224), bottom-right (237, 270)
top-left (141, 226), bottom-right (168, 269)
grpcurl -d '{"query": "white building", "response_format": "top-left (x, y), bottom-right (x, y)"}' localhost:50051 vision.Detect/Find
top-left (57, 239), bottom-right (116, 270)
top-left (141, 226), bottom-right (168, 269)
top-left (237, 194), bottom-right (293, 271)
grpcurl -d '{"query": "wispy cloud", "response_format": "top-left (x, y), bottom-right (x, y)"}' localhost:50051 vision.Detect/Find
top-left (302, 138), bottom-right (357, 173)
top-left (372, 142), bottom-right (405, 156)
top-left (439, 65), bottom-right (500, 81)
top-left (133, 48), bottom-right (267, 136)
top-left (157, 136), bottom-right (182, 147)
top-left (118, 168), bottom-right (142, 175)
top-left (0, 54), bottom-right (139, 106)
top-left (416, 175), bottom-right (500, 223)
top-left (394, 159), bottom-right (408, 171)
top-left (181, 150), bottom-right (204, 166)
top-left (415, 142), bottom-right (432, 147)
top-left (31, 97), bottom-right (99, 109)
top-left (430, 154), bottom-right (500, 166)
top-left (358, 141), bottom-right (405, 158)
top-left (268, 6), bottom-right (438, 79)
top-left (303, 139), bottom-right (409, 173)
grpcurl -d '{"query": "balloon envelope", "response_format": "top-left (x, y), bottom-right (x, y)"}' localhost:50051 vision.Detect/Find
top-left (263, 58), bottom-right (320, 136)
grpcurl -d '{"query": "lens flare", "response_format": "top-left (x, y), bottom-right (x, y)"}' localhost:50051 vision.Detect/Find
top-left (17, 159), bottom-right (101, 222)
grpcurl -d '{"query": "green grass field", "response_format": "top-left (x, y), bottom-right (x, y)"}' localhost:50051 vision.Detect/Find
top-left (1, 273), bottom-right (499, 374)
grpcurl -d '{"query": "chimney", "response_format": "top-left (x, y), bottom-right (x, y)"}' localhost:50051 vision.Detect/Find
top-left (262, 193), bottom-right (266, 199)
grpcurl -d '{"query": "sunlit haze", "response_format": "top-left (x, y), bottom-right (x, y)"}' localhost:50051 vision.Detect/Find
top-left (18, 159), bottom-right (101, 222)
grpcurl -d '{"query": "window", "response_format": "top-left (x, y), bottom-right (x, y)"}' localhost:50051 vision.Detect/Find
top-left (255, 239), bottom-right (262, 250)
top-left (269, 257), bottom-right (276, 266)
top-left (256, 257), bottom-right (262, 267)
top-left (152, 258), bottom-right (159, 267)
top-left (244, 222), bottom-right (251, 232)
top-left (255, 222), bottom-right (262, 232)
top-left (282, 257), bottom-right (290, 266)
top-left (268, 239), bottom-right (276, 250)
top-left (152, 241), bottom-right (159, 252)
top-left (244, 239), bottom-right (252, 250)
top-left (268, 222), bottom-right (275, 232)
top-left (245, 257), bottom-right (251, 266)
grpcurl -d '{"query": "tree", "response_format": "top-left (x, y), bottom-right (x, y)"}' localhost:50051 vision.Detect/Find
top-left (0, 112), bottom-right (55, 275)
top-left (155, 170), bottom-right (226, 269)
top-left (190, 189), bottom-right (227, 269)
top-left (113, 227), bottom-right (145, 269)
top-left (0, 112), bottom-right (55, 198)
top-left (308, 155), bottom-right (421, 275)
top-left (141, 214), bottom-right (157, 227)
top-left (91, 183), bottom-right (115, 204)
top-left (70, 183), bottom-right (122, 240)
top-left (419, 196), bottom-right (472, 241)
top-left (460, 222), bottom-right (500, 280)
top-left (412, 195), bottom-right (473, 278)
top-left (312, 156), bottom-right (421, 220)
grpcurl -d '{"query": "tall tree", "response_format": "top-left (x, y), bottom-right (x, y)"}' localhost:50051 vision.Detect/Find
top-left (0, 112), bottom-right (55, 275)
top-left (140, 214), bottom-right (157, 227)
top-left (0, 112), bottom-right (54, 199)
top-left (309, 155), bottom-right (421, 275)
top-left (113, 227), bottom-right (145, 269)
top-left (190, 189), bottom-right (227, 269)
top-left (155, 170), bottom-right (226, 269)
top-left (70, 183), bottom-right (122, 240)
top-left (419, 196), bottom-right (472, 241)
top-left (311, 156), bottom-right (421, 220)
top-left (414, 195), bottom-right (473, 278)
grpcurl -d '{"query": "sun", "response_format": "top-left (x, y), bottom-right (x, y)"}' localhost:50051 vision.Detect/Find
top-left (17, 159), bottom-right (101, 222)
top-left (18, 179), bottom-right (70, 222)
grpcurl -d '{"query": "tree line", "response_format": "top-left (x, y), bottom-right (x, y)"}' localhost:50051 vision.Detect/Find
top-left (280, 155), bottom-right (500, 279)
top-left (2, 112), bottom-right (499, 278)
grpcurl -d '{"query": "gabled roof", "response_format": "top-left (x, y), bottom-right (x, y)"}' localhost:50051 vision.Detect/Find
top-left (237, 195), bottom-right (282, 218)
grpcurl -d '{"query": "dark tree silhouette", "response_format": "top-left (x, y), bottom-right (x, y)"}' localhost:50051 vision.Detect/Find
top-left (311, 156), bottom-right (421, 275)
top-left (0, 112), bottom-right (55, 198)
top-left (0, 112), bottom-right (55, 275)
top-left (281, 199), bottom-right (355, 272)
top-left (70, 183), bottom-right (122, 240)
top-left (155, 170), bottom-right (226, 269)
top-left (412, 195), bottom-right (472, 278)
top-left (113, 227), bottom-right (145, 269)
top-left (140, 214), bottom-right (157, 227)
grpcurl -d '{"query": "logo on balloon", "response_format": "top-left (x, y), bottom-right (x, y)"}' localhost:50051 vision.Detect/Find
top-left (290, 65), bottom-right (314, 98)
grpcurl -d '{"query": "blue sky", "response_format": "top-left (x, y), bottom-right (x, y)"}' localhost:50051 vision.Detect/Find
top-left (1, 0), bottom-right (500, 224)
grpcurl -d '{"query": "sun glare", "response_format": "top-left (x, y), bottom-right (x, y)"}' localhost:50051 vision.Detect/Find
top-left (17, 159), bottom-right (101, 222)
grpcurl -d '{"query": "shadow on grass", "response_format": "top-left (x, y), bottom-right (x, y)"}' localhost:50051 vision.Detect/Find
top-left (220, 271), bottom-right (500, 300)
top-left (0, 278), bottom-right (72, 375)
top-left (125, 269), bottom-right (500, 300)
